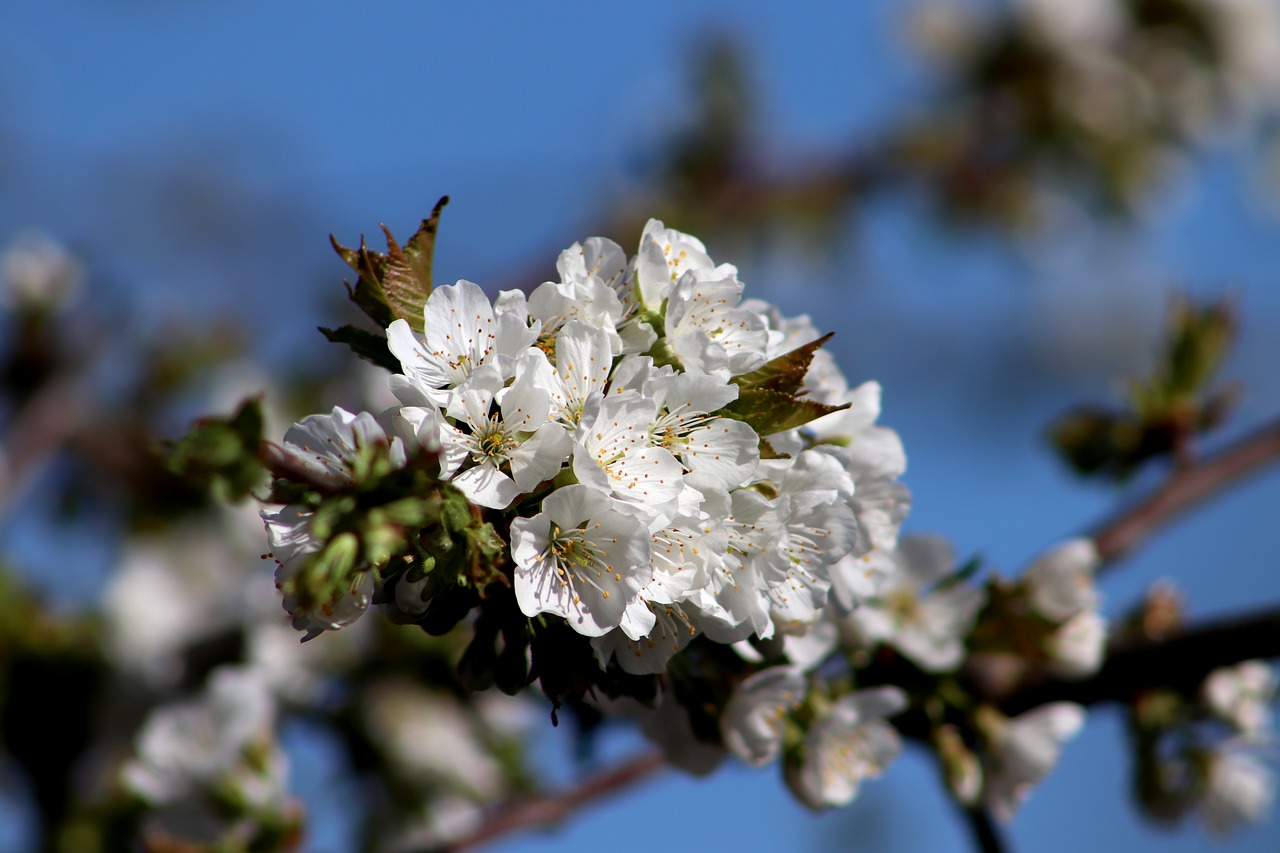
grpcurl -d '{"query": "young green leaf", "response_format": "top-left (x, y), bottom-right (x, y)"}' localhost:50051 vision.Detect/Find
top-left (732, 332), bottom-right (834, 396)
top-left (318, 325), bottom-right (400, 372)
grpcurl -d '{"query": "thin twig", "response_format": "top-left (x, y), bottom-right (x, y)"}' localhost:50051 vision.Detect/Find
top-left (1090, 417), bottom-right (1280, 568)
top-left (961, 807), bottom-right (1010, 853)
top-left (0, 374), bottom-right (86, 517)
top-left (425, 751), bottom-right (666, 853)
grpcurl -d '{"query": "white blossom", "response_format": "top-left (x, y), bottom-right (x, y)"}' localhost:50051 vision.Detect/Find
top-left (597, 691), bottom-right (726, 777)
top-left (664, 271), bottom-right (769, 377)
top-left (1202, 660), bottom-right (1278, 736)
top-left (359, 678), bottom-right (505, 797)
top-left (0, 230), bottom-right (82, 309)
top-left (781, 619), bottom-right (840, 671)
top-left (529, 240), bottom-right (629, 354)
top-left (846, 535), bottom-right (985, 673)
top-left (510, 485), bottom-right (655, 637)
top-left (1045, 610), bottom-right (1107, 679)
top-left (435, 363), bottom-right (569, 509)
top-left (634, 219), bottom-right (725, 310)
top-left (984, 703), bottom-right (1086, 822)
top-left (790, 687), bottom-right (906, 810)
top-left (369, 220), bottom-right (912, 678)
top-left (691, 486), bottom-right (788, 642)
top-left (531, 320), bottom-right (614, 427)
top-left (592, 599), bottom-right (700, 675)
top-left (1015, 0), bottom-right (1124, 51)
top-left (766, 452), bottom-right (861, 630)
top-left (572, 391), bottom-right (684, 529)
top-left (1199, 746), bottom-right (1275, 835)
top-left (1023, 537), bottom-right (1101, 622)
top-left (123, 666), bottom-right (284, 810)
top-left (611, 357), bottom-right (760, 489)
top-left (388, 280), bottom-right (537, 406)
top-left (262, 407), bottom-right (403, 637)
top-left (721, 665), bottom-right (807, 766)
top-left (106, 526), bottom-right (248, 685)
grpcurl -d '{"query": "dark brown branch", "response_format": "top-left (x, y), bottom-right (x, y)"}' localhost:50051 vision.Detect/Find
top-left (1002, 605), bottom-right (1280, 716)
top-left (424, 751), bottom-right (666, 853)
top-left (0, 375), bottom-right (87, 516)
top-left (1090, 417), bottom-right (1280, 567)
top-left (961, 807), bottom-right (1010, 853)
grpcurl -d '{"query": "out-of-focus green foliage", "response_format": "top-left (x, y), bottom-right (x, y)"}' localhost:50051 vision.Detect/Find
top-left (164, 397), bottom-right (268, 502)
top-left (1049, 298), bottom-right (1238, 480)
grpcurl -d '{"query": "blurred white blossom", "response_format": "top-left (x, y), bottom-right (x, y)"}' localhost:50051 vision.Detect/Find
top-left (984, 703), bottom-right (1086, 822)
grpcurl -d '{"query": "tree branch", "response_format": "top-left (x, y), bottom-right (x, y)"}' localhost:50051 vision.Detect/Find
top-left (961, 807), bottom-right (1010, 853)
top-left (1002, 605), bottom-right (1280, 716)
top-left (1090, 417), bottom-right (1280, 567)
top-left (424, 751), bottom-right (666, 853)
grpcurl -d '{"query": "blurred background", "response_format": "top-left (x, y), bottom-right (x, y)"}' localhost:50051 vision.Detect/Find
top-left (1, 0), bottom-right (1278, 851)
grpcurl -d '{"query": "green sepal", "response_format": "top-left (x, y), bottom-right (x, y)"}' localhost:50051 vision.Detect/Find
top-left (416, 584), bottom-right (479, 636)
top-left (732, 332), bottom-right (834, 396)
top-left (318, 325), bottom-right (399, 372)
top-left (494, 624), bottom-right (533, 695)
top-left (723, 387), bottom-right (848, 437)
top-left (284, 531), bottom-right (362, 612)
top-left (465, 520), bottom-right (510, 591)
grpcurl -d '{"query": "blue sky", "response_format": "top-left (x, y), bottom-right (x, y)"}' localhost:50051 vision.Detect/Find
top-left (2, 1), bottom-right (1278, 851)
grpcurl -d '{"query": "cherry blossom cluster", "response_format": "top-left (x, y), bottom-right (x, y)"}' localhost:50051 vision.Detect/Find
top-left (122, 665), bottom-right (299, 845)
top-left (253, 218), bottom-right (1274, 832)
top-left (1197, 661), bottom-right (1277, 833)
top-left (1129, 657), bottom-right (1279, 835)
top-left (265, 219), bottom-right (910, 670)
top-left (255, 220), bottom-right (1126, 825)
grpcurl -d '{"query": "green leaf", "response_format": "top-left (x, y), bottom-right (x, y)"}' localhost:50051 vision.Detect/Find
top-left (933, 553), bottom-right (983, 592)
top-left (163, 398), bottom-right (267, 501)
top-left (1046, 405), bottom-right (1167, 481)
top-left (758, 436), bottom-right (790, 460)
top-left (318, 325), bottom-right (400, 372)
top-left (329, 196), bottom-right (449, 333)
top-left (723, 387), bottom-right (848, 436)
top-left (376, 225), bottom-right (427, 332)
top-left (732, 332), bottom-right (834, 396)
top-left (1161, 297), bottom-right (1235, 404)
top-left (402, 195), bottom-right (448, 298)
top-left (331, 233), bottom-right (395, 328)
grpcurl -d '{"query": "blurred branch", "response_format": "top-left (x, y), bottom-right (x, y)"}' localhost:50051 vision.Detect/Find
top-left (1090, 415), bottom-right (1280, 568)
top-left (1001, 605), bottom-right (1280, 716)
top-left (961, 807), bottom-right (1008, 853)
top-left (0, 374), bottom-right (86, 516)
top-left (424, 751), bottom-right (666, 853)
